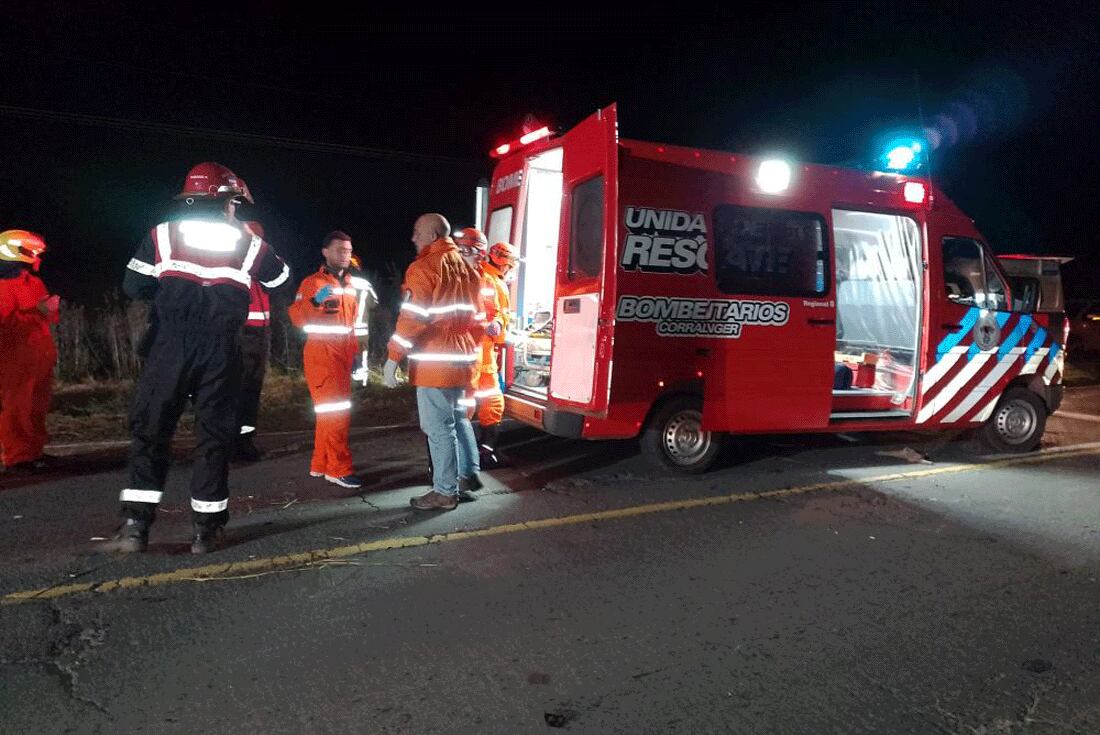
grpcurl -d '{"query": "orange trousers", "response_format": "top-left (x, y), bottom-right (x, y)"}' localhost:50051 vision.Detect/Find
top-left (475, 371), bottom-right (504, 426)
top-left (304, 340), bottom-right (354, 477)
top-left (0, 331), bottom-right (55, 466)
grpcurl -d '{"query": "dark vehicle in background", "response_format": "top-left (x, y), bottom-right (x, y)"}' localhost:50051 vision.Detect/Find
top-left (1065, 298), bottom-right (1100, 356)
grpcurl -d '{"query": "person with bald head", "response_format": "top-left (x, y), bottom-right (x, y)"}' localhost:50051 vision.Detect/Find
top-left (384, 213), bottom-right (483, 510)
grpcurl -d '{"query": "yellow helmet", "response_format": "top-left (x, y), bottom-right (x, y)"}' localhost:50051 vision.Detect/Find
top-left (0, 230), bottom-right (47, 270)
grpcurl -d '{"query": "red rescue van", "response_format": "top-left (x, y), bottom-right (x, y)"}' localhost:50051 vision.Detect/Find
top-left (484, 104), bottom-right (1066, 472)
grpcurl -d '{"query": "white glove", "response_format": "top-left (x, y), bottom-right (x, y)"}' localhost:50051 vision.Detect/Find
top-left (382, 359), bottom-right (400, 388)
top-left (351, 350), bottom-right (369, 386)
top-left (485, 319), bottom-right (502, 338)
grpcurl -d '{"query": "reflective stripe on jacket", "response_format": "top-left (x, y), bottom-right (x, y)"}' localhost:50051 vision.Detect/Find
top-left (287, 266), bottom-right (373, 348)
top-left (387, 238), bottom-right (482, 388)
top-left (245, 280), bottom-right (271, 328)
top-left (477, 262), bottom-right (511, 374)
top-left (123, 216), bottom-right (288, 333)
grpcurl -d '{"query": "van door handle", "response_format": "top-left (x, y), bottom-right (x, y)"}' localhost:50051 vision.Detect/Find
top-left (941, 322), bottom-right (963, 331)
top-left (808, 318), bottom-right (835, 326)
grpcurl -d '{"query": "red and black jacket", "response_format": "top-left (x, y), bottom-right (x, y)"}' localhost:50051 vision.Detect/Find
top-left (124, 211), bottom-right (289, 333)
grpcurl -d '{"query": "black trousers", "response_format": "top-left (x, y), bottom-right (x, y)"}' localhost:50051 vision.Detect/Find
top-left (238, 326), bottom-right (270, 434)
top-left (122, 329), bottom-right (241, 528)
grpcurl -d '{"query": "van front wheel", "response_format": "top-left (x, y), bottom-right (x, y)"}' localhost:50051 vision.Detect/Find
top-left (642, 396), bottom-right (721, 474)
top-left (979, 387), bottom-right (1047, 453)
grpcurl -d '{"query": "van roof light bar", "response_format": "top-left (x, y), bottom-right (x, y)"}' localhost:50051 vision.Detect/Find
top-left (490, 125), bottom-right (554, 158)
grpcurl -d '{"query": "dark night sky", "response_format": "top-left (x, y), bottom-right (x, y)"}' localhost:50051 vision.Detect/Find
top-left (2, 2), bottom-right (1099, 304)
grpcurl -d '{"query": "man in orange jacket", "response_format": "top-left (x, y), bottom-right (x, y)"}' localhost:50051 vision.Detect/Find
top-left (0, 230), bottom-right (59, 473)
top-left (384, 213), bottom-right (482, 511)
top-left (288, 230), bottom-right (375, 488)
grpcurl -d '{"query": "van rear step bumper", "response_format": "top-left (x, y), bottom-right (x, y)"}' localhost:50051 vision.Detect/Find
top-left (504, 390), bottom-right (585, 438)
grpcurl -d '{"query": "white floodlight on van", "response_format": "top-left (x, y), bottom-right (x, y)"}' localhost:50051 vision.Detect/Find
top-left (756, 159), bottom-right (792, 194)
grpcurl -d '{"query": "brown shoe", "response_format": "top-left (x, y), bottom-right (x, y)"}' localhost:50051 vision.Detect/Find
top-left (410, 490), bottom-right (458, 511)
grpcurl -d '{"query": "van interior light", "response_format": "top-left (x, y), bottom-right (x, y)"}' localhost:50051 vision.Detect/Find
top-left (903, 181), bottom-right (927, 204)
top-left (756, 159), bottom-right (791, 194)
top-left (519, 127), bottom-right (551, 145)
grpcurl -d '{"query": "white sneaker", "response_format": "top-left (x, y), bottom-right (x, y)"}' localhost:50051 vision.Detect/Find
top-left (325, 474), bottom-right (363, 489)
top-left (309, 471), bottom-right (324, 478)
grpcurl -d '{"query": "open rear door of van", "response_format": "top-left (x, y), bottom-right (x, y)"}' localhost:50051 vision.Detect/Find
top-left (548, 104), bottom-right (619, 418)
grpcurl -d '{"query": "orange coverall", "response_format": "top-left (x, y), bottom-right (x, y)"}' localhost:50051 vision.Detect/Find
top-left (288, 266), bottom-right (370, 477)
top-left (0, 270), bottom-right (58, 466)
top-left (474, 261), bottom-right (511, 426)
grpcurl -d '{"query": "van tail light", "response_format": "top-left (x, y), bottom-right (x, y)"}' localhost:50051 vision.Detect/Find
top-left (903, 181), bottom-right (927, 204)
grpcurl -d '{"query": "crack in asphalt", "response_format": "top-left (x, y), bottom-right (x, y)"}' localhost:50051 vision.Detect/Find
top-left (44, 600), bottom-right (113, 719)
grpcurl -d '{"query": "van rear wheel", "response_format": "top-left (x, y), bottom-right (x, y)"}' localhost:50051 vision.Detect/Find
top-left (642, 396), bottom-right (721, 474)
top-left (979, 387), bottom-right (1047, 453)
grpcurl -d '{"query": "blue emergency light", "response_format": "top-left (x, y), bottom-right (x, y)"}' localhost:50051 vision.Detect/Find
top-left (881, 138), bottom-right (925, 172)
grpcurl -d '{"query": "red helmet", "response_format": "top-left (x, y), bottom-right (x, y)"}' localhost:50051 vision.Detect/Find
top-left (488, 241), bottom-right (519, 269)
top-left (176, 162), bottom-right (254, 203)
top-left (0, 229), bottom-right (47, 270)
top-left (454, 227), bottom-right (488, 257)
top-left (243, 221), bottom-right (265, 238)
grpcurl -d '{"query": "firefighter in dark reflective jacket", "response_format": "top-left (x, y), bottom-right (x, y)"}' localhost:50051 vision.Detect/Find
top-left (108, 162), bottom-right (289, 554)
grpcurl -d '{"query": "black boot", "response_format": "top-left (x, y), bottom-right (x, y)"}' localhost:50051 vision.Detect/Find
top-left (234, 433), bottom-right (262, 462)
top-left (191, 523), bottom-right (225, 555)
top-left (104, 518), bottom-right (150, 553)
top-left (479, 423), bottom-right (501, 469)
top-left (457, 472), bottom-right (483, 502)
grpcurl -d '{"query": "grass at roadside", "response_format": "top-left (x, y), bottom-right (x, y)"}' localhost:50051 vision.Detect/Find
top-left (49, 357), bottom-right (1094, 445)
top-left (47, 370), bottom-right (418, 444)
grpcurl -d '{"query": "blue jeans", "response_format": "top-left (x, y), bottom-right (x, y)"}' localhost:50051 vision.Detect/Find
top-left (417, 387), bottom-right (479, 496)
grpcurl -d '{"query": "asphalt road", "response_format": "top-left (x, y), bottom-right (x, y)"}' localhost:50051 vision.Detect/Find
top-left (1, 387), bottom-right (1099, 734)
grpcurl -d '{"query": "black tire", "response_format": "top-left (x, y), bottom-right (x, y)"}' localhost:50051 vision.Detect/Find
top-left (979, 387), bottom-right (1047, 453)
top-left (641, 396), bottom-right (722, 474)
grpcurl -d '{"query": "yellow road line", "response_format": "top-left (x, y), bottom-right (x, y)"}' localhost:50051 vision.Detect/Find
top-left (4, 445), bottom-right (1099, 606)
